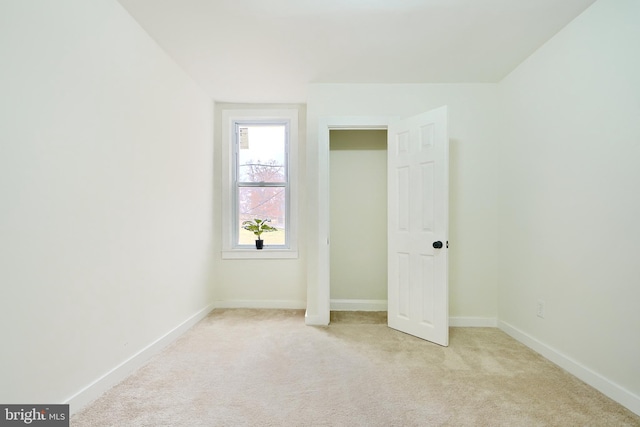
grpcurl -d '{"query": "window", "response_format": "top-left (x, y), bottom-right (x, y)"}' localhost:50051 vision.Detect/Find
top-left (235, 122), bottom-right (288, 247)
top-left (222, 109), bottom-right (298, 259)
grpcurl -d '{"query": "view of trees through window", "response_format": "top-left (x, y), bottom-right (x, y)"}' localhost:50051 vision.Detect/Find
top-left (236, 124), bottom-right (287, 246)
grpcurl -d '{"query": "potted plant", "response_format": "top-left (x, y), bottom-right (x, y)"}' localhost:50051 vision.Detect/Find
top-left (242, 218), bottom-right (277, 250)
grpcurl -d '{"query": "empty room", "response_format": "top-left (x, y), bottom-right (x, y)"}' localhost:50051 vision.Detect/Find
top-left (1, 0), bottom-right (639, 425)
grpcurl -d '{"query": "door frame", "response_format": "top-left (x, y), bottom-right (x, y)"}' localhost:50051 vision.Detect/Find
top-left (312, 116), bottom-right (395, 325)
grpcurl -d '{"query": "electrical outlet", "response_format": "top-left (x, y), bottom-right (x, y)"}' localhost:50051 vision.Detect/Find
top-left (536, 300), bottom-right (545, 319)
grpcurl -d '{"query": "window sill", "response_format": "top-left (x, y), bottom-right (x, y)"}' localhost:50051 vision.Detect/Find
top-left (221, 249), bottom-right (299, 260)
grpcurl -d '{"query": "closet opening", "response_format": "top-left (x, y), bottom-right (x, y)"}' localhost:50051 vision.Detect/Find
top-left (329, 130), bottom-right (388, 312)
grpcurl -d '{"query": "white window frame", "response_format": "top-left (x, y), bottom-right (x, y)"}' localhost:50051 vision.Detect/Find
top-left (233, 120), bottom-right (289, 249)
top-left (222, 109), bottom-right (298, 259)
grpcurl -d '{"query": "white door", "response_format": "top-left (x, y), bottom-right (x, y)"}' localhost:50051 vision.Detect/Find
top-left (387, 106), bottom-right (449, 346)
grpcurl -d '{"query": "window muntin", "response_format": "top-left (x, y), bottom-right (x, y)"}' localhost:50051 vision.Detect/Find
top-left (233, 122), bottom-right (289, 248)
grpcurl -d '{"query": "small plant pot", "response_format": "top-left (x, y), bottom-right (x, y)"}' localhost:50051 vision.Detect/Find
top-left (255, 239), bottom-right (264, 250)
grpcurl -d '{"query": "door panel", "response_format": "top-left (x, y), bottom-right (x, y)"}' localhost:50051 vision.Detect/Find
top-left (387, 106), bottom-right (449, 346)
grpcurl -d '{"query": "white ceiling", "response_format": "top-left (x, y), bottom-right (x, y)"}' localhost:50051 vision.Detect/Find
top-left (117, 0), bottom-right (596, 103)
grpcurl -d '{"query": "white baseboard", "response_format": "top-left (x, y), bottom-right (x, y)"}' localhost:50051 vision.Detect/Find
top-left (65, 304), bottom-right (214, 416)
top-left (212, 299), bottom-right (306, 310)
top-left (449, 316), bottom-right (498, 327)
top-left (499, 320), bottom-right (640, 416)
top-left (330, 299), bottom-right (387, 311)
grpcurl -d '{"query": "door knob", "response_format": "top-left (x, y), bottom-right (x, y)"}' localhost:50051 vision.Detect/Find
top-left (433, 241), bottom-right (443, 249)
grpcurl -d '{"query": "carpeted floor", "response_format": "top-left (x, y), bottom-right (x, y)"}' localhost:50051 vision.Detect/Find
top-left (71, 309), bottom-right (639, 426)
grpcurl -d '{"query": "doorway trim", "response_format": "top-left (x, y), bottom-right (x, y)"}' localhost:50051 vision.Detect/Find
top-left (312, 116), bottom-right (396, 325)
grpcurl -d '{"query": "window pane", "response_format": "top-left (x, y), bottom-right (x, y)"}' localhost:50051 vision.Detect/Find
top-left (238, 125), bottom-right (286, 183)
top-left (238, 187), bottom-right (286, 245)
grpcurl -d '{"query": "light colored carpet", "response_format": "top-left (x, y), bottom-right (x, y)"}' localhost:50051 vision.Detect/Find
top-left (71, 309), bottom-right (639, 426)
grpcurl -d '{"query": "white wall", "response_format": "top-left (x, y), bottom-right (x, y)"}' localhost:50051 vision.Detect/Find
top-left (213, 103), bottom-right (307, 308)
top-left (497, 0), bottom-right (640, 412)
top-left (306, 84), bottom-right (500, 322)
top-left (0, 0), bottom-right (214, 409)
top-left (330, 130), bottom-right (387, 303)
